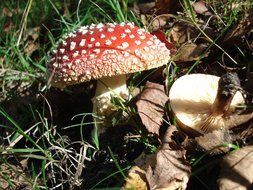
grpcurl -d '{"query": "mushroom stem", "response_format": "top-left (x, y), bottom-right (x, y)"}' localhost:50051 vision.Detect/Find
top-left (92, 74), bottom-right (128, 118)
top-left (212, 73), bottom-right (241, 115)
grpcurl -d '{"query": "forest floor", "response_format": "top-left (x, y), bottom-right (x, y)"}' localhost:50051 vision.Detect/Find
top-left (0, 0), bottom-right (253, 189)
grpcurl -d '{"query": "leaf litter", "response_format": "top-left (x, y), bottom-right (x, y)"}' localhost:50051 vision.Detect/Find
top-left (146, 125), bottom-right (190, 190)
top-left (217, 145), bottom-right (253, 190)
top-left (124, 126), bottom-right (190, 190)
top-left (136, 81), bottom-right (169, 136)
top-left (1, 0), bottom-right (253, 189)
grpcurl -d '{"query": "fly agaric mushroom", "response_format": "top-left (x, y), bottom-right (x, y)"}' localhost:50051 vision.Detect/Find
top-left (168, 73), bottom-right (251, 135)
top-left (47, 22), bottom-right (171, 119)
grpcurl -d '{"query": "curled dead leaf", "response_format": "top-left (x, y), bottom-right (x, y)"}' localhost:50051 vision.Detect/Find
top-left (24, 27), bottom-right (40, 56)
top-left (123, 166), bottom-right (148, 190)
top-left (146, 125), bottom-right (191, 190)
top-left (183, 129), bottom-right (233, 154)
top-left (226, 111), bottom-right (253, 130)
top-left (0, 163), bottom-right (33, 189)
top-left (230, 122), bottom-right (253, 145)
top-left (155, 0), bottom-right (181, 14)
top-left (169, 21), bottom-right (214, 46)
top-left (1, 7), bottom-right (20, 33)
top-left (217, 146), bottom-right (253, 190)
top-left (151, 30), bottom-right (176, 54)
top-left (192, 1), bottom-right (212, 16)
top-left (136, 81), bottom-right (169, 135)
top-left (124, 126), bottom-right (190, 190)
top-left (134, 153), bottom-right (157, 172)
top-left (170, 22), bottom-right (199, 45)
top-left (133, 2), bottom-right (155, 27)
top-left (223, 8), bottom-right (253, 44)
top-left (151, 16), bottom-right (169, 31)
top-left (182, 119), bottom-right (253, 155)
top-left (174, 43), bottom-right (209, 62)
top-left (134, 2), bottom-right (155, 15)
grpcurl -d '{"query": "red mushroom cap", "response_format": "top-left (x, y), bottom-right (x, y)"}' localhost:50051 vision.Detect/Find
top-left (47, 22), bottom-right (171, 88)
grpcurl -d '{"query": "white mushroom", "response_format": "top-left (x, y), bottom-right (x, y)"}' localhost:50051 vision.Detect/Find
top-left (168, 73), bottom-right (250, 135)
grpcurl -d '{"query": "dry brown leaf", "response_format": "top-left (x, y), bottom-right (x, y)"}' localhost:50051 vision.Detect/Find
top-left (24, 27), bottom-right (40, 56)
top-left (226, 111), bottom-right (253, 130)
top-left (223, 8), bottom-right (253, 44)
top-left (169, 22), bottom-right (200, 45)
top-left (217, 146), bottom-right (253, 190)
top-left (146, 125), bottom-right (191, 190)
top-left (169, 21), bottom-right (214, 45)
top-left (183, 129), bottom-right (233, 154)
top-left (136, 81), bottom-right (169, 135)
top-left (151, 16), bottom-right (169, 31)
top-left (174, 43), bottom-right (209, 62)
top-left (155, 0), bottom-right (181, 14)
top-left (134, 152), bottom-right (157, 172)
top-left (151, 30), bottom-right (176, 54)
top-left (230, 122), bottom-right (253, 145)
top-left (192, 1), bottom-right (212, 16)
top-left (183, 117), bottom-right (253, 155)
top-left (134, 2), bottom-right (155, 14)
top-left (1, 7), bottom-right (19, 33)
top-left (123, 166), bottom-right (148, 190)
top-left (124, 126), bottom-right (190, 190)
top-left (133, 2), bottom-right (155, 27)
top-left (0, 163), bottom-right (33, 189)
top-left (24, 42), bottom-right (39, 56)
top-left (123, 153), bottom-right (156, 189)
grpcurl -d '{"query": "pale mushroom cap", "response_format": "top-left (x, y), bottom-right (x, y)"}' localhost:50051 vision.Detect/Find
top-left (47, 22), bottom-right (171, 88)
top-left (169, 74), bottom-right (245, 133)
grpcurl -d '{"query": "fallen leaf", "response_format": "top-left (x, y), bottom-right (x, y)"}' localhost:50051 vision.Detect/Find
top-left (182, 114), bottom-right (253, 154)
top-left (183, 129), bottom-right (233, 154)
top-left (146, 125), bottom-right (191, 190)
top-left (169, 21), bottom-right (214, 45)
top-left (134, 2), bottom-right (155, 14)
top-left (1, 7), bottom-right (19, 33)
top-left (192, 1), bottom-right (212, 16)
top-left (174, 43), bottom-right (209, 62)
top-left (134, 152), bottom-right (157, 172)
top-left (136, 81), bottom-right (169, 135)
top-left (169, 22), bottom-right (199, 45)
top-left (123, 166), bottom-right (148, 190)
top-left (217, 146), bottom-right (253, 190)
top-left (24, 42), bottom-right (39, 56)
top-left (155, 0), bottom-right (182, 14)
top-left (169, 21), bottom-right (212, 62)
top-left (123, 153), bottom-right (157, 189)
top-left (230, 122), bottom-right (253, 145)
top-left (123, 126), bottom-right (190, 189)
top-left (225, 111), bottom-right (253, 130)
top-left (24, 27), bottom-right (40, 56)
top-left (151, 16), bottom-right (169, 31)
top-left (132, 2), bottom-right (156, 27)
top-left (151, 30), bottom-right (176, 54)
top-left (0, 163), bottom-right (33, 189)
top-left (223, 8), bottom-right (253, 45)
